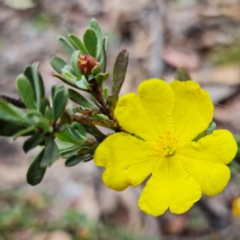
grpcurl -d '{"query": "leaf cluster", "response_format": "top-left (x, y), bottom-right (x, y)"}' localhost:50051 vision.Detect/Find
top-left (0, 19), bottom-right (129, 186)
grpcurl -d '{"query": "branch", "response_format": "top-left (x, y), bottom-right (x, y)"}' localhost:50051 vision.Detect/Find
top-left (71, 114), bottom-right (119, 128)
top-left (0, 95), bottom-right (26, 108)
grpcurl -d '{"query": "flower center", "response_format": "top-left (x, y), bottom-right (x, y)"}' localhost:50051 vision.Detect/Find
top-left (156, 131), bottom-right (178, 157)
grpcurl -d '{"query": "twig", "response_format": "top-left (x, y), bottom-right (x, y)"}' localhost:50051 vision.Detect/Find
top-left (0, 95), bottom-right (26, 108)
top-left (71, 114), bottom-right (119, 128)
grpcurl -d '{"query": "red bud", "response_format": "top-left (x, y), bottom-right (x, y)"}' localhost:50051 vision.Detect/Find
top-left (78, 55), bottom-right (99, 76)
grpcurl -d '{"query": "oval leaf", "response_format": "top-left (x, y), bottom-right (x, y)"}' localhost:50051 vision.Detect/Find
top-left (65, 155), bottom-right (86, 167)
top-left (31, 63), bottom-right (45, 110)
top-left (106, 94), bottom-right (118, 112)
top-left (0, 119), bottom-right (27, 136)
top-left (90, 18), bottom-right (102, 59)
top-left (12, 126), bottom-right (35, 140)
top-left (27, 149), bottom-right (47, 186)
top-left (40, 136), bottom-right (60, 168)
top-left (59, 36), bottom-right (75, 53)
top-left (83, 28), bottom-right (98, 57)
top-left (76, 76), bottom-right (89, 90)
top-left (23, 132), bottom-right (45, 153)
top-left (50, 56), bottom-right (68, 74)
top-left (53, 87), bottom-right (68, 121)
top-left (112, 50), bottom-right (129, 95)
top-left (0, 99), bottom-right (25, 122)
top-left (100, 37), bottom-right (108, 73)
top-left (16, 74), bottom-right (36, 109)
top-left (69, 34), bottom-right (89, 54)
top-left (40, 97), bottom-right (50, 115)
top-left (71, 51), bottom-right (82, 78)
top-left (52, 74), bottom-right (77, 89)
top-left (68, 89), bottom-right (96, 110)
top-left (24, 65), bottom-right (45, 101)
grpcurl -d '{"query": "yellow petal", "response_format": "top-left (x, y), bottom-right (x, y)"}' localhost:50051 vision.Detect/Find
top-left (138, 157), bottom-right (201, 216)
top-left (94, 133), bottom-right (158, 191)
top-left (114, 93), bottom-right (158, 141)
top-left (138, 79), bottom-right (175, 136)
top-left (170, 80), bottom-right (214, 142)
top-left (232, 197), bottom-right (240, 217)
top-left (115, 79), bottom-right (174, 141)
top-left (177, 130), bottom-right (237, 196)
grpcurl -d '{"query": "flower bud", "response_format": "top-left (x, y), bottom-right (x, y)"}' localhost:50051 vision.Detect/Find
top-left (78, 55), bottom-right (100, 76)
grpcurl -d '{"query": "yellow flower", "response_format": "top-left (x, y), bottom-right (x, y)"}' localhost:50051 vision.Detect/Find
top-left (232, 197), bottom-right (240, 217)
top-left (94, 79), bottom-right (237, 216)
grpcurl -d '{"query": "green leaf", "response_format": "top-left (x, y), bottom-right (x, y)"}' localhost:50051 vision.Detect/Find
top-left (0, 99), bottom-right (25, 122)
top-left (59, 36), bottom-right (75, 53)
top-left (56, 130), bottom-right (78, 144)
top-left (69, 34), bottom-right (89, 54)
top-left (100, 37), bottom-right (108, 73)
top-left (112, 50), bottom-right (129, 95)
top-left (107, 94), bottom-right (118, 112)
top-left (71, 51), bottom-right (82, 78)
top-left (51, 85), bottom-right (57, 101)
top-left (53, 87), bottom-right (68, 121)
top-left (175, 68), bottom-right (191, 81)
top-left (31, 63), bottom-right (45, 110)
top-left (57, 142), bottom-right (84, 158)
top-left (83, 28), bottom-right (98, 57)
top-left (68, 122), bottom-right (86, 141)
top-left (76, 76), bottom-right (89, 90)
top-left (52, 74), bottom-right (77, 89)
top-left (103, 87), bottom-right (108, 101)
top-left (71, 122), bottom-right (86, 135)
top-left (68, 89), bottom-right (96, 109)
top-left (90, 19), bottom-right (102, 59)
top-left (91, 65), bottom-right (101, 76)
top-left (35, 119), bottom-right (52, 133)
top-left (12, 126), bottom-right (35, 140)
top-left (40, 97), bottom-right (50, 115)
top-left (80, 154), bottom-right (93, 162)
top-left (44, 106), bottom-right (53, 122)
top-left (50, 56), bottom-right (68, 74)
top-left (62, 65), bottom-right (77, 78)
top-left (0, 119), bottom-right (27, 136)
top-left (96, 72), bottom-right (109, 85)
top-left (41, 136), bottom-right (60, 168)
top-left (84, 125), bottom-right (106, 139)
top-left (65, 155), bottom-right (85, 167)
top-left (24, 65), bottom-right (45, 101)
top-left (78, 145), bottom-right (96, 155)
top-left (57, 124), bottom-right (86, 146)
top-left (26, 149), bottom-right (47, 186)
top-left (65, 154), bottom-right (92, 167)
top-left (23, 132), bottom-right (45, 153)
top-left (62, 72), bottom-right (77, 81)
top-left (26, 111), bottom-right (52, 133)
top-left (16, 74), bottom-right (36, 109)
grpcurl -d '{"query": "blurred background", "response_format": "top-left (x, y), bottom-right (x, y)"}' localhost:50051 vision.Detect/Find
top-left (1, 0), bottom-right (240, 239)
